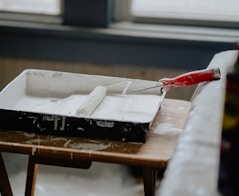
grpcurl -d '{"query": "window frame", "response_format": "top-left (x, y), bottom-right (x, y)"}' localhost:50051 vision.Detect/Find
top-left (63, 0), bottom-right (114, 27)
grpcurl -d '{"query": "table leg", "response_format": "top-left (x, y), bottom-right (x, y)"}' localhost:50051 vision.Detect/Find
top-left (143, 167), bottom-right (157, 196)
top-left (25, 156), bottom-right (39, 196)
top-left (25, 155), bottom-right (92, 196)
top-left (0, 152), bottom-right (13, 196)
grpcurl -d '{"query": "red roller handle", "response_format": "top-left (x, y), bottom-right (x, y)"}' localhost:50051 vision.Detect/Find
top-left (159, 67), bottom-right (221, 90)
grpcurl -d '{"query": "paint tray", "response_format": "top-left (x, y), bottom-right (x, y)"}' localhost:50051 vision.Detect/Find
top-left (0, 69), bottom-right (163, 143)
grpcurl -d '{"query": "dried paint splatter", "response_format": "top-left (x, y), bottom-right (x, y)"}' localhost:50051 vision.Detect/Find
top-left (153, 123), bottom-right (182, 136)
top-left (69, 143), bottom-right (111, 151)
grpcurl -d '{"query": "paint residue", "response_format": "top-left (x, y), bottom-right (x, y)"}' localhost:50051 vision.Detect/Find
top-left (153, 123), bottom-right (182, 136)
top-left (25, 138), bottom-right (45, 145)
top-left (23, 132), bottom-right (36, 137)
top-left (69, 143), bottom-right (111, 151)
top-left (96, 121), bottom-right (114, 128)
top-left (50, 137), bottom-right (67, 142)
top-left (32, 147), bottom-right (36, 156)
top-left (63, 139), bottom-right (72, 147)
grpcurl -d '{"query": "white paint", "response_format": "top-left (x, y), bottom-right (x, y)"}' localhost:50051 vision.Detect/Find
top-left (75, 81), bottom-right (133, 118)
top-left (153, 123), bottom-right (182, 136)
top-left (63, 139), bottom-right (72, 147)
top-left (177, 106), bottom-right (185, 110)
top-left (69, 143), bottom-right (111, 151)
top-left (24, 136), bottom-right (110, 152)
top-left (50, 137), bottom-right (67, 142)
top-left (77, 127), bottom-right (85, 132)
top-left (23, 132), bottom-right (36, 138)
top-left (70, 152), bottom-right (73, 160)
top-left (32, 147), bottom-right (36, 156)
top-left (77, 86), bottom-right (107, 116)
top-left (0, 69), bottom-right (162, 124)
top-left (26, 138), bottom-right (45, 144)
top-left (12, 94), bottom-right (161, 123)
top-left (96, 120), bottom-right (114, 128)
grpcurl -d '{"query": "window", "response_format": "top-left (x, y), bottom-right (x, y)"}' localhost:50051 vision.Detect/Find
top-left (0, 0), bottom-right (61, 15)
top-left (0, 0), bottom-right (112, 27)
top-left (0, 0), bottom-right (62, 23)
top-left (116, 0), bottom-right (239, 28)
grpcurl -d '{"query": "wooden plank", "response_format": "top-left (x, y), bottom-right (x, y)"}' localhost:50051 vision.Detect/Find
top-left (25, 156), bottom-right (39, 196)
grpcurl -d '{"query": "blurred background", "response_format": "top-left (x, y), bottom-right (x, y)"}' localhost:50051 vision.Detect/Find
top-left (0, 1), bottom-right (238, 195)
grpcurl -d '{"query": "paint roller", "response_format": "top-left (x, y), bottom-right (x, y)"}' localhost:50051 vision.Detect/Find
top-left (77, 85), bottom-right (107, 117)
top-left (77, 81), bottom-right (131, 117)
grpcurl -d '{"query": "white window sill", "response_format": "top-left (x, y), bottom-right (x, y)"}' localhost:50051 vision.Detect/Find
top-left (108, 22), bottom-right (239, 43)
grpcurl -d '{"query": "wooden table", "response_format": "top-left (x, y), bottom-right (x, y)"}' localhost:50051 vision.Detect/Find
top-left (0, 98), bottom-right (191, 196)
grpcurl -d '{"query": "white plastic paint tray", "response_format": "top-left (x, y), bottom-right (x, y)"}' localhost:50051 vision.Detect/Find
top-left (0, 69), bottom-right (163, 143)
